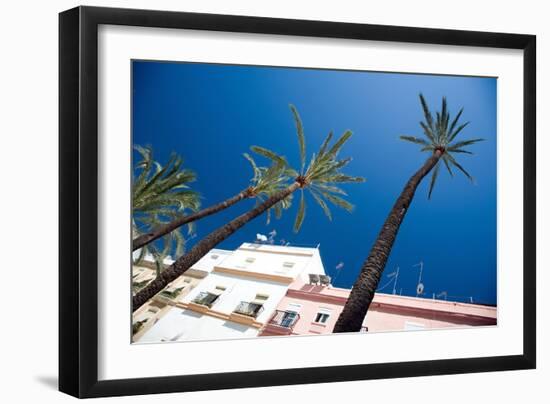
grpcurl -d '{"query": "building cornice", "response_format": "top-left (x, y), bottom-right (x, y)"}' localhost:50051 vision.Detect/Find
top-left (238, 245), bottom-right (314, 257)
top-left (212, 265), bottom-right (295, 284)
top-left (286, 288), bottom-right (348, 305)
top-left (175, 301), bottom-right (264, 329)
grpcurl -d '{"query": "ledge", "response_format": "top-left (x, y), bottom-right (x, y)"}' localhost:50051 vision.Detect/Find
top-left (213, 266), bottom-right (294, 284)
top-left (175, 301), bottom-right (264, 329)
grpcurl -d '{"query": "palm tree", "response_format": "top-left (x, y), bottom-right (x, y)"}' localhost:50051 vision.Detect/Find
top-left (133, 215), bottom-right (186, 277)
top-left (132, 104), bottom-right (365, 311)
top-left (333, 94), bottom-right (484, 332)
top-left (132, 153), bottom-right (292, 251)
top-left (132, 145), bottom-right (200, 271)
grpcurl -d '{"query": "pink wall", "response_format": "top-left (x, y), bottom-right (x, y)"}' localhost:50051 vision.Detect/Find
top-left (259, 280), bottom-right (496, 336)
top-left (365, 294), bottom-right (497, 332)
top-left (259, 281), bottom-right (349, 336)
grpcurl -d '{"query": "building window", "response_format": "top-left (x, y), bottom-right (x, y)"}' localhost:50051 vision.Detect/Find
top-left (245, 257), bottom-right (256, 264)
top-left (282, 303), bottom-right (302, 327)
top-left (280, 311), bottom-right (299, 328)
top-left (160, 285), bottom-right (185, 299)
top-left (192, 291), bottom-right (220, 308)
top-left (283, 262), bottom-right (295, 268)
top-left (314, 313), bottom-right (330, 323)
top-left (211, 254), bottom-right (219, 259)
top-left (253, 293), bottom-right (269, 303)
top-left (314, 308), bottom-right (332, 324)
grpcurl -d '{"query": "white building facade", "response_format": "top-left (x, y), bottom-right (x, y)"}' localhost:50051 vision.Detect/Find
top-left (137, 243), bottom-right (327, 343)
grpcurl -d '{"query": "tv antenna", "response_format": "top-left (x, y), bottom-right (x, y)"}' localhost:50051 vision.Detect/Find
top-left (332, 262), bottom-right (345, 284)
top-left (436, 291), bottom-right (448, 301)
top-left (413, 261), bottom-right (425, 297)
top-left (386, 266), bottom-right (400, 295)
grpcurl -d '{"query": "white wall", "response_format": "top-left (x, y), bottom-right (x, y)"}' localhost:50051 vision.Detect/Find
top-left (1, 1), bottom-right (547, 404)
top-left (187, 248), bottom-right (232, 273)
top-left (137, 270), bottom-right (293, 343)
top-left (221, 243), bottom-right (325, 280)
top-left (181, 271), bottom-right (291, 323)
top-left (138, 308), bottom-right (259, 343)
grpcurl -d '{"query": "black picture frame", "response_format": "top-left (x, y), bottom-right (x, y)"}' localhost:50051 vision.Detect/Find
top-left (59, 5), bottom-right (536, 398)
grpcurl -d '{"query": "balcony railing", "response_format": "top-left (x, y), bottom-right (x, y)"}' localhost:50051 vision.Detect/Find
top-left (159, 286), bottom-right (185, 300)
top-left (191, 292), bottom-right (219, 308)
top-left (268, 310), bottom-right (300, 329)
top-left (233, 301), bottom-right (264, 318)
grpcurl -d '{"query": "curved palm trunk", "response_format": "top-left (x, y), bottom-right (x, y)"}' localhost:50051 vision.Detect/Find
top-left (333, 151), bottom-right (442, 333)
top-left (132, 188), bottom-right (253, 251)
top-left (133, 182), bottom-right (300, 311)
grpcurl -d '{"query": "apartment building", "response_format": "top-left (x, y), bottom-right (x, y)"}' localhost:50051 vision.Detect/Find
top-left (135, 243), bottom-right (327, 343)
top-left (131, 249), bottom-right (231, 341)
top-left (260, 277), bottom-right (497, 337)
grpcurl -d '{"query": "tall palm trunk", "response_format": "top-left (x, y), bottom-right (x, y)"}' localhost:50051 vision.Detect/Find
top-left (132, 187), bottom-right (253, 251)
top-left (333, 150), bottom-right (442, 332)
top-left (132, 182), bottom-right (300, 311)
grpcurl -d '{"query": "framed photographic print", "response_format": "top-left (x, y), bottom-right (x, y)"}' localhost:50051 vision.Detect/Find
top-left (59, 6), bottom-right (536, 398)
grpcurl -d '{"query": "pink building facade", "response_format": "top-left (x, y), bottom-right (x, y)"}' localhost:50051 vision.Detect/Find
top-left (259, 278), bottom-right (496, 337)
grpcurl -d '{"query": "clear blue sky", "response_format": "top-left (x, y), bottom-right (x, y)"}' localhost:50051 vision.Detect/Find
top-left (132, 60), bottom-right (497, 305)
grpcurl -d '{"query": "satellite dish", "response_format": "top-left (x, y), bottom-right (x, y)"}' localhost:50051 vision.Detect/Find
top-left (416, 283), bottom-right (424, 295)
top-left (309, 274), bottom-right (320, 285)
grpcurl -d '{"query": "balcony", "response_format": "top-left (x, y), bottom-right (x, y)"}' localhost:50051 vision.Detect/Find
top-left (269, 310), bottom-right (300, 328)
top-left (232, 301), bottom-right (264, 318)
top-left (159, 286), bottom-right (185, 300)
top-left (190, 292), bottom-right (219, 309)
top-left (259, 310), bottom-right (300, 336)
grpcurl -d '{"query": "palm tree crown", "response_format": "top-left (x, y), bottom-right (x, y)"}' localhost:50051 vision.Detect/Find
top-left (132, 145), bottom-right (200, 272)
top-left (400, 94), bottom-right (484, 198)
top-left (133, 145), bottom-right (200, 216)
top-left (251, 104), bottom-right (365, 232)
top-left (242, 152), bottom-right (294, 224)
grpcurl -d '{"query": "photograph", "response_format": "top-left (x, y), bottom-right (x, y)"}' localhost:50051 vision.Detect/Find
top-left (130, 60), bottom-right (497, 344)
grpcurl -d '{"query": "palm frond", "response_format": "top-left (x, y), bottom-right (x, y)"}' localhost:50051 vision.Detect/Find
top-left (243, 153), bottom-right (261, 182)
top-left (289, 104), bottom-right (306, 172)
top-left (318, 131), bottom-right (334, 157)
top-left (447, 122), bottom-right (470, 143)
top-left (428, 161), bottom-right (441, 199)
top-left (419, 93), bottom-right (435, 131)
top-left (420, 122), bottom-right (437, 144)
top-left (321, 174), bottom-right (365, 184)
top-left (445, 153), bottom-right (473, 181)
top-left (327, 130), bottom-right (353, 157)
top-left (250, 145), bottom-right (288, 167)
top-left (311, 183), bottom-right (348, 196)
top-left (309, 188), bottom-right (332, 221)
top-left (441, 97), bottom-right (449, 133)
top-left (400, 135), bottom-right (430, 146)
top-left (442, 155), bottom-right (454, 177)
top-left (448, 108), bottom-right (464, 136)
top-left (172, 229), bottom-right (186, 258)
top-left (318, 191), bottom-right (354, 213)
top-left (293, 190), bottom-right (306, 233)
top-left (447, 138), bottom-right (484, 150)
top-left (448, 149), bottom-right (473, 155)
